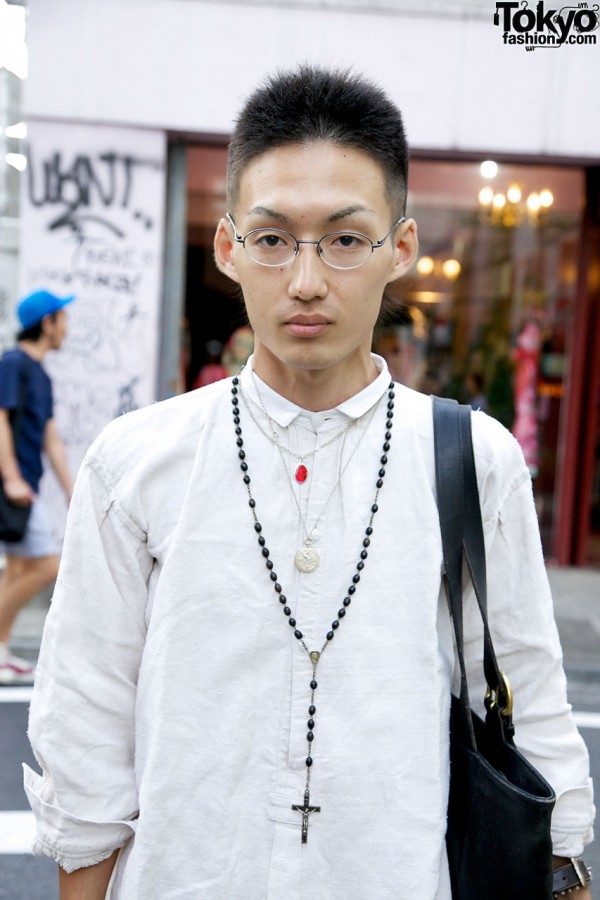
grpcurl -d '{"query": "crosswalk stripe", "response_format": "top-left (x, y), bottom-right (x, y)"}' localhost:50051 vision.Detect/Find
top-left (0, 811), bottom-right (35, 853)
top-left (573, 710), bottom-right (600, 729)
top-left (0, 686), bottom-right (33, 703)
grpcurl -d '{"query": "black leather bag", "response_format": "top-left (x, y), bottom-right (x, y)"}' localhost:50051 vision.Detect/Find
top-left (0, 355), bottom-right (32, 543)
top-left (0, 481), bottom-right (31, 542)
top-left (433, 397), bottom-right (556, 900)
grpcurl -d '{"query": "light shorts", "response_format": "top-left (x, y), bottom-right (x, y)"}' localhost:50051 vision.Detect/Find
top-left (0, 495), bottom-right (62, 560)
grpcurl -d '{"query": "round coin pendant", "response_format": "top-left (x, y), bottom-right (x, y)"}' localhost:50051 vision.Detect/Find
top-left (295, 546), bottom-right (320, 573)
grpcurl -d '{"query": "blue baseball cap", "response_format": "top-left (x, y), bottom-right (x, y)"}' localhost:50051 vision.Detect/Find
top-left (17, 290), bottom-right (75, 329)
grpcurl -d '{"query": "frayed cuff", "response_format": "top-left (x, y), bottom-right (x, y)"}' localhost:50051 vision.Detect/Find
top-left (32, 834), bottom-right (117, 873)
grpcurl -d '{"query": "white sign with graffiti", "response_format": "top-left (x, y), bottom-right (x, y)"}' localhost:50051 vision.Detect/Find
top-left (19, 121), bottom-right (166, 526)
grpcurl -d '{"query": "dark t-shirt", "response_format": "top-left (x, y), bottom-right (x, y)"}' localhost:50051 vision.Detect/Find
top-left (0, 348), bottom-right (53, 493)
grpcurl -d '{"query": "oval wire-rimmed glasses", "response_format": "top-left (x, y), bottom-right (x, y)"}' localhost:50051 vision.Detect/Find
top-left (226, 213), bottom-right (406, 271)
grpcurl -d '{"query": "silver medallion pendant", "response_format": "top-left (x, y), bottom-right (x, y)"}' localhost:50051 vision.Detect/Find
top-left (295, 545), bottom-right (320, 573)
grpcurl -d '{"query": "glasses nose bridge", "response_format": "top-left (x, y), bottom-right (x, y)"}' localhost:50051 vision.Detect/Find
top-left (292, 238), bottom-right (326, 268)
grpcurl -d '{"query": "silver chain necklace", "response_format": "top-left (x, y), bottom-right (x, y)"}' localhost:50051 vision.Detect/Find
top-left (248, 369), bottom-right (356, 484)
top-left (240, 374), bottom-right (382, 572)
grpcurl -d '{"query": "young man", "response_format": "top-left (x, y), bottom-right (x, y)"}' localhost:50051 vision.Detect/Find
top-left (25, 68), bottom-right (594, 899)
top-left (0, 290), bottom-right (74, 684)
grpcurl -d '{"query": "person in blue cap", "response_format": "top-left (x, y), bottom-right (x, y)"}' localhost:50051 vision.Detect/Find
top-left (0, 289), bottom-right (74, 684)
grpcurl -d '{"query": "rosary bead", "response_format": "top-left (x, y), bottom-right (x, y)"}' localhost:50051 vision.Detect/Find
top-left (274, 583), bottom-right (282, 593)
top-left (262, 547), bottom-right (269, 557)
top-left (385, 419), bottom-right (392, 429)
top-left (270, 572), bottom-right (278, 582)
top-left (310, 679), bottom-right (318, 690)
top-left (231, 395), bottom-right (238, 405)
top-left (309, 705), bottom-right (316, 715)
top-left (238, 449), bottom-right (246, 460)
top-left (233, 407), bottom-right (239, 416)
top-left (332, 620), bottom-right (339, 629)
top-left (380, 455), bottom-right (387, 465)
top-left (352, 574), bottom-right (360, 584)
top-left (279, 595), bottom-right (287, 604)
top-left (306, 756), bottom-right (313, 767)
top-left (289, 617), bottom-right (296, 626)
top-left (248, 498), bottom-right (255, 508)
top-left (379, 468), bottom-right (386, 478)
top-left (343, 597), bottom-right (352, 607)
top-left (234, 416), bottom-right (240, 425)
top-left (308, 718), bottom-right (315, 729)
top-left (254, 522), bottom-right (262, 533)
top-left (357, 561), bottom-right (364, 571)
top-left (326, 631), bottom-right (334, 641)
top-left (389, 390), bottom-right (395, 399)
top-left (294, 630), bottom-right (303, 640)
top-left (385, 431), bottom-right (391, 440)
top-left (266, 560), bottom-right (273, 570)
top-left (283, 607), bottom-right (291, 616)
top-left (235, 427), bottom-right (242, 436)
top-left (387, 400), bottom-right (394, 410)
top-left (307, 732), bottom-right (314, 742)
top-left (348, 585), bottom-right (356, 595)
top-left (383, 442), bottom-right (391, 452)
top-left (243, 475), bottom-right (251, 485)
top-left (366, 526), bottom-right (373, 535)
top-left (240, 462), bottom-right (248, 472)
top-left (387, 409), bottom-right (394, 418)
top-left (360, 550), bottom-right (368, 560)
top-left (376, 479), bottom-right (384, 488)
top-left (237, 437), bottom-right (244, 447)
top-left (232, 377), bottom-right (239, 385)
top-left (371, 503), bottom-right (378, 514)
top-left (363, 537), bottom-right (371, 547)
top-left (258, 536), bottom-right (266, 546)
top-left (338, 608), bottom-right (346, 617)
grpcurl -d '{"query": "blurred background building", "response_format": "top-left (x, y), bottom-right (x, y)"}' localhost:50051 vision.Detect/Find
top-left (0, 0), bottom-right (599, 566)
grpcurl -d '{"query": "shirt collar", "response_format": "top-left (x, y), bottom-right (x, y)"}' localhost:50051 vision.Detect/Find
top-left (238, 354), bottom-right (392, 428)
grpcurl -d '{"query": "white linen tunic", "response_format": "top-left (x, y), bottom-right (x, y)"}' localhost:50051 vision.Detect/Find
top-left (24, 357), bottom-right (594, 899)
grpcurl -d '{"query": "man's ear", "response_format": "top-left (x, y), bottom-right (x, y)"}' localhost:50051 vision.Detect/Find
top-left (386, 218), bottom-right (419, 286)
top-left (214, 218), bottom-right (241, 284)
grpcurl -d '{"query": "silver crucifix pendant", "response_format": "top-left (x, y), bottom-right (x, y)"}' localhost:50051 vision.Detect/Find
top-left (291, 788), bottom-right (321, 843)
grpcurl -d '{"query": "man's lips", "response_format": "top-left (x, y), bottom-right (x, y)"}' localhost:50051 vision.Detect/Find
top-left (284, 315), bottom-right (330, 337)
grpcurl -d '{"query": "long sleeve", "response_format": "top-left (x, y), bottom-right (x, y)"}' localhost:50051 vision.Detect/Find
top-left (461, 413), bottom-right (595, 857)
top-left (24, 450), bottom-right (154, 872)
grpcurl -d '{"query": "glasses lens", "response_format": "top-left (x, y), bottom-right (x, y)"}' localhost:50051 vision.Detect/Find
top-left (319, 233), bottom-right (373, 269)
top-left (244, 229), bottom-right (296, 266)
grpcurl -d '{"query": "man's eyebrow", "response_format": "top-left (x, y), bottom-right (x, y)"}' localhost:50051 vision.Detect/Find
top-left (247, 206), bottom-right (290, 224)
top-left (327, 205), bottom-right (377, 224)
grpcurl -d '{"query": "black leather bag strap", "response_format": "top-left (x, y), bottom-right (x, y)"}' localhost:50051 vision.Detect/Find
top-left (433, 396), bottom-right (514, 743)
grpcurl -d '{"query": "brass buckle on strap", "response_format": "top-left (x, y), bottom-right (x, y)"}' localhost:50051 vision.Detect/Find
top-left (485, 670), bottom-right (513, 718)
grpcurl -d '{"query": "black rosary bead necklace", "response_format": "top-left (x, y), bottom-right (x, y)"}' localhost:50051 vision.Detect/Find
top-left (231, 373), bottom-right (395, 844)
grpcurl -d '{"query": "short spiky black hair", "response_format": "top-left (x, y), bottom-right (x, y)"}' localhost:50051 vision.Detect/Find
top-left (227, 65), bottom-right (409, 216)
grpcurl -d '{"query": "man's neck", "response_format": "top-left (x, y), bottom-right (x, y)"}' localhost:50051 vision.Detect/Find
top-left (252, 356), bottom-right (380, 412)
top-left (18, 340), bottom-right (47, 362)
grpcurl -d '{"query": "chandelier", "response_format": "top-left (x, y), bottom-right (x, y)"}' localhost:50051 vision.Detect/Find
top-left (477, 161), bottom-right (554, 227)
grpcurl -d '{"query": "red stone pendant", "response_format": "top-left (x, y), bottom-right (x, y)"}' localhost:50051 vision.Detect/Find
top-left (295, 464), bottom-right (308, 483)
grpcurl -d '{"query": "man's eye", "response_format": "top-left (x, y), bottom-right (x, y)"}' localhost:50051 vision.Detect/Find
top-left (255, 233), bottom-right (289, 248)
top-left (336, 234), bottom-right (360, 247)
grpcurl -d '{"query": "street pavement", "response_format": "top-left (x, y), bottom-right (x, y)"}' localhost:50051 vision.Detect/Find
top-left (0, 566), bottom-right (599, 898)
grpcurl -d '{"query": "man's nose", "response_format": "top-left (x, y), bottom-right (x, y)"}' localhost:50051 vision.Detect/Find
top-left (288, 243), bottom-right (328, 301)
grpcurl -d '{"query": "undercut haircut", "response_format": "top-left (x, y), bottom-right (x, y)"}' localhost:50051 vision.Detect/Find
top-left (227, 65), bottom-right (409, 217)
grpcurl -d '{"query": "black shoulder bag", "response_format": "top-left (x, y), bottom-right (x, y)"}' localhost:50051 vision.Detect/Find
top-left (0, 356), bottom-right (33, 542)
top-left (433, 396), bottom-right (556, 900)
